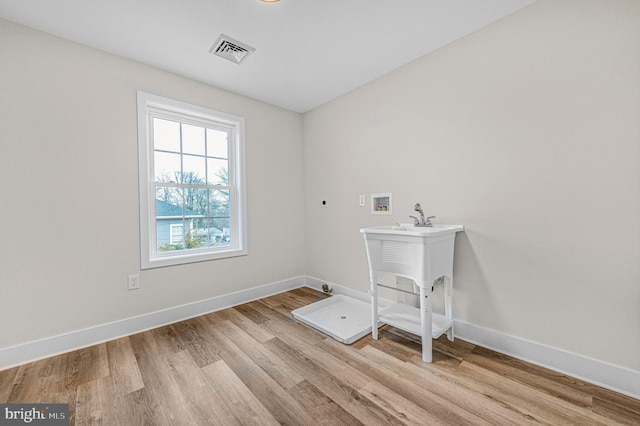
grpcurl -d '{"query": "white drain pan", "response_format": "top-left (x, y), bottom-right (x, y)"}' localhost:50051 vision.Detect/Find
top-left (291, 295), bottom-right (372, 344)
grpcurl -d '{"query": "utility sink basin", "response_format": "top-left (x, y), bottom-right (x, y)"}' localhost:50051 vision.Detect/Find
top-left (362, 224), bottom-right (463, 237)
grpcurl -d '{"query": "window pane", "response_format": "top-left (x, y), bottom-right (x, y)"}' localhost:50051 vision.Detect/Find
top-left (182, 124), bottom-right (205, 155)
top-left (160, 220), bottom-right (206, 253)
top-left (207, 128), bottom-right (228, 159)
top-left (182, 155), bottom-right (206, 184)
top-left (192, 217), bottom-right (216, 247)
top-left (156, 187), bottom-right (185, 253)
top-left (183, 221), bottom-right (206, 251)
top-left (154, 118), bottom-right (180, 152)
top-left (184, 187), bottom-right (207, 217)
top-left (154, 151), bottom-right (181, 182)
top-left (209, 189), bottom-right (230, 218)
top-left (207, 158), bottom-right (228, 185)
top-left (212, 218), bottom-right (231, 247)
top-left (155, 187), bottom-right (183, 211)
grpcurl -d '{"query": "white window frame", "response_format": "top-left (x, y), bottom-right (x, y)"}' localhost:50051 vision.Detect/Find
top-left (137, 91), bottom-right (247, 269)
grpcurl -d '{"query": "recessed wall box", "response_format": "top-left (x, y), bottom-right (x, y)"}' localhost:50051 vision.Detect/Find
top-left (371, 193), bottom-right (392, 215)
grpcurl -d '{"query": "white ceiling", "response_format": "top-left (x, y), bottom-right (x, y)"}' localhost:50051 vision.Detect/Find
top-left (0, 0), bottom-right (537, 113)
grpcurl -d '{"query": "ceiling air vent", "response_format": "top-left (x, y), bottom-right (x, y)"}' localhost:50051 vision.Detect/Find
top-left (209, 34), bottom-right (255, 64)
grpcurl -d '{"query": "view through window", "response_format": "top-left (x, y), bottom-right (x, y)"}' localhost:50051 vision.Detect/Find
top-left (137, 92), bottom-right (246, 269)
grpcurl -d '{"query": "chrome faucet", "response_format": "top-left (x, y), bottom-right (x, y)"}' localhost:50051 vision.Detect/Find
top-left (410, 203), bottom-right (435, 227)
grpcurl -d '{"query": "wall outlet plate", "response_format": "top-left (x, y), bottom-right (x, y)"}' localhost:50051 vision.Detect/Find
top-left (128, 274), bottom-right (140, 290)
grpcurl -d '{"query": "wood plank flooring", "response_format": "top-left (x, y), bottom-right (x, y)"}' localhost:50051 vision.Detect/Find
top-left (1, 287), bottom-right (639, 425)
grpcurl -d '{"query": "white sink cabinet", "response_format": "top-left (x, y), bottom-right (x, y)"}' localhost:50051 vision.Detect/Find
top-left (360, 224), bottom-right (464, 362)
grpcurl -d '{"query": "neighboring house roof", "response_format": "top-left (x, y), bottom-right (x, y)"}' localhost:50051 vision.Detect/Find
top-left (156, 199), bottom-right (203, 219)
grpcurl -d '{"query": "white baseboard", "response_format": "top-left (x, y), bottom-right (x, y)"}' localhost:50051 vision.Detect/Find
top-left (2, 274), bottom-right (639, 401)
top-left (306, 275), bottom-right (640, 400)
top-left (453, 320), bottom-right (640, 400)
top-left (0, 276), bottom-right (305, 371)
top-left (305, 275), bottom-right (373, 302)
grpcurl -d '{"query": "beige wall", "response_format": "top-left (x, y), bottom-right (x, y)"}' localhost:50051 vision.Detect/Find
top-left (0, 19), bottom-right (305, 347)
top-left (303, 0), bottom-right (640, 370)
top-left (2, 0), bottom-right (639, 375)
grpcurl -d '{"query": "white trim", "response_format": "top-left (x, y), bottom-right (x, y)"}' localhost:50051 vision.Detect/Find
top-left (304, 275), bottom-right (395, 307)
top-left (0, 276), bottom-right (304, 371)
top-left (453, 320), bottom-right (640, 400)
top-left (2, 275), bottom-right (638, 401)
top-left (305, 275), bottom-right (371, 303)
top-left (305, 276), bottom-right (640, 400)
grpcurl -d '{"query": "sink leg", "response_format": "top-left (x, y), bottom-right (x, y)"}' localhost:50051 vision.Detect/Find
top-left (444, 275), bottom-right (454, 342)
top-left (419, 284), bottom-right (433, 363)
top-left (370, 274), bottom-right (379, 340)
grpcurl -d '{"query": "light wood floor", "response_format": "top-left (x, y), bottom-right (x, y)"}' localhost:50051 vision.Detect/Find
top-left (1, 288), bottom-right (639, 425)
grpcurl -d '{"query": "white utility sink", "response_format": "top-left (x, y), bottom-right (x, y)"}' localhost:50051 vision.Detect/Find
top-left (361, 224), bottom-right (463, 236)
top-left (361, 222), bottom-right (464, 363)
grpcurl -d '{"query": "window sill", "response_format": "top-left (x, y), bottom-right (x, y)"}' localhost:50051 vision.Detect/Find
top-left (141, 247), bottom-right (248, 270)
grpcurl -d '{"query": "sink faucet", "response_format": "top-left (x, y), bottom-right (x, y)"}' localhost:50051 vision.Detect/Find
top-left (411, 203), bottom-right (435, 227)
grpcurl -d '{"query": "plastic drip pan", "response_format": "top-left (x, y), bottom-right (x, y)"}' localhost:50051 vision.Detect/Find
top-left (292, 295), bottom-right (371, 344)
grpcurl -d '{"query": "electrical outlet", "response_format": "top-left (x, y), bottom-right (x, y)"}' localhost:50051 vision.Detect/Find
top-left (128, 274), bottom-right (140, 290)
top-left (359, 194), bottom-right (365, 207)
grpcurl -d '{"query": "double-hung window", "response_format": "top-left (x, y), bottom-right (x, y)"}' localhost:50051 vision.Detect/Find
top-left (137, 91), bottom-right (247, 269)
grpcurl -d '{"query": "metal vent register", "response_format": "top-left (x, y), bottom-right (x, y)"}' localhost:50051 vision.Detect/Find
top-left (209, 34), bottom-right (255, 64)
